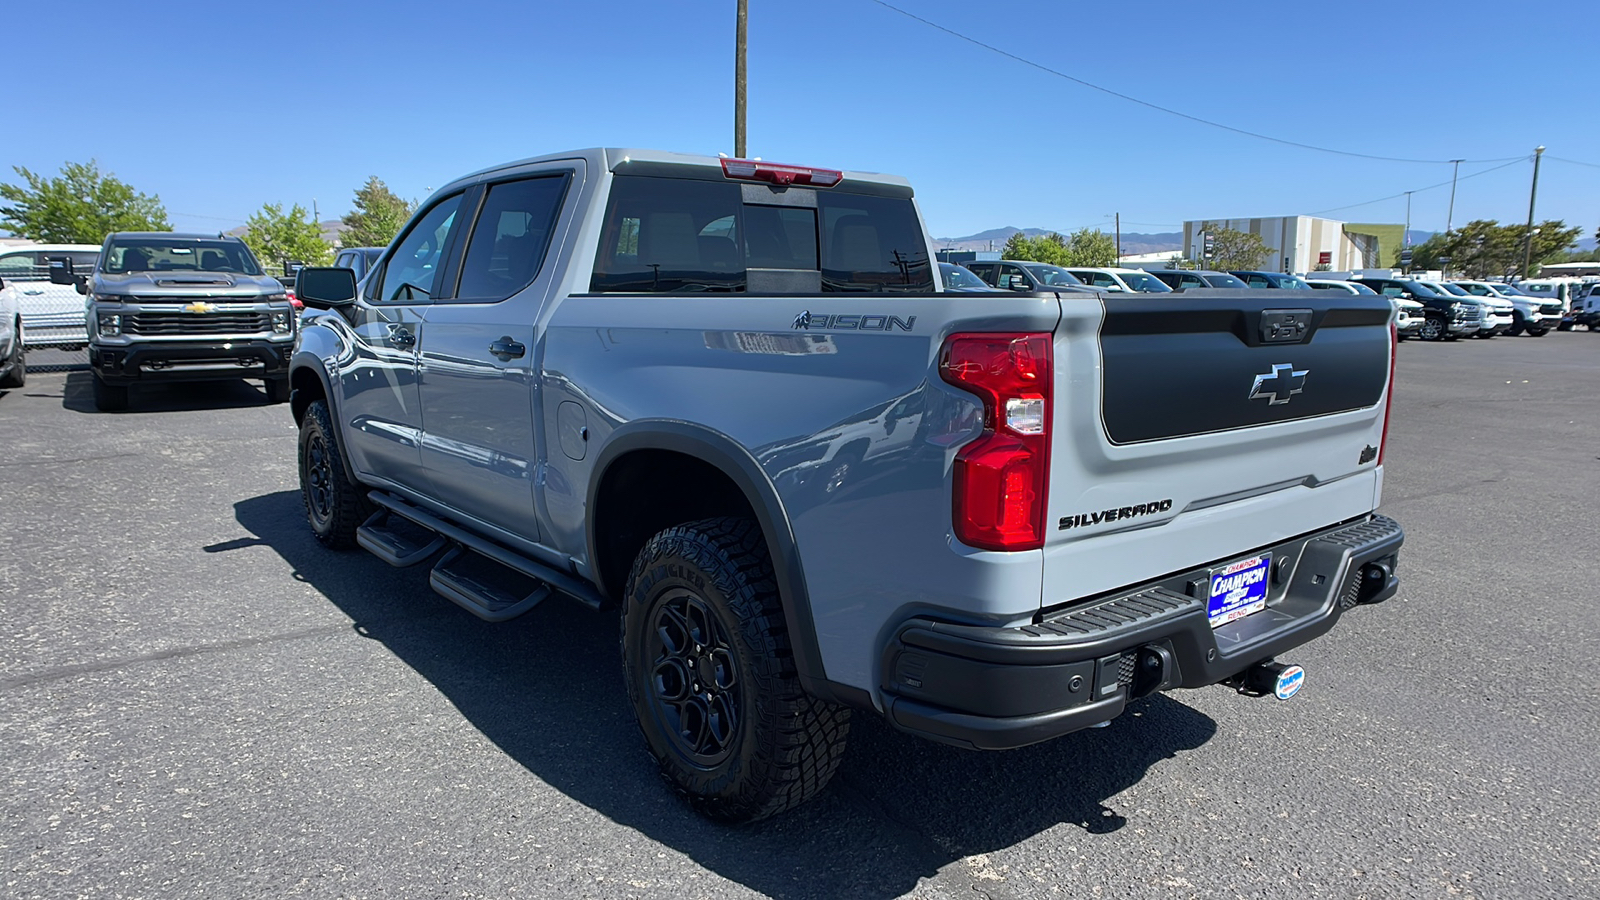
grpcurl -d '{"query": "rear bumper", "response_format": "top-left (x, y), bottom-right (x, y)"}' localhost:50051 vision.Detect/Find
top-left (880, 515), bottom-right (1403, 750)
top-left (91, 339), bottom-right (293, 385)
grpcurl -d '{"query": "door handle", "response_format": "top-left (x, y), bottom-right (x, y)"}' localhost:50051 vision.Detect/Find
top-left (388, 325), bottom-right (416, 348)
top-left (489, 336), bottom-right (526, 360)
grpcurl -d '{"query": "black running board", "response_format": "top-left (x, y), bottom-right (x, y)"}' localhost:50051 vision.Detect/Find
top-left (357, 511), bottom-right (447, 567)
top-left (365, 491), bottom-right (606, 612)
top-left (430, 547), bottom-right (552, 622)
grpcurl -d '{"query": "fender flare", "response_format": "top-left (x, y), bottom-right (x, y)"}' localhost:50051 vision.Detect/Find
top-left (587, 420), bottom-right (869, 710)
top-left (289, 349), bottom-right (360, 486)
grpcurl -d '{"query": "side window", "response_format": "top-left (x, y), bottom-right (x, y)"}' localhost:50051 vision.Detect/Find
top-left (0, 253), bottom-right (37, 276)
top-left (1246, 275), bottom-right (1270, 287)
top-left (967, 263), bottom-right (997, 285)
top-left (999, 264), bottom-right (1028, 288)
top-left (817, 192), bottom-right (933, 292)
top-left (1181, 274), bottom-right (1202, 287)
top-left (455, 174), bottom-right (570, 300)
top-left (591, 176), bottom-right (743, 292)
top-left (375, 194), bottom-right (463, 303)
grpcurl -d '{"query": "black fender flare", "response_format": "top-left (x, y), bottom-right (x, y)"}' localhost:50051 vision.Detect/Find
top-left (587, 420), bottom-right (870, 710)
top-left (289, 351), bottom-right (361, 486)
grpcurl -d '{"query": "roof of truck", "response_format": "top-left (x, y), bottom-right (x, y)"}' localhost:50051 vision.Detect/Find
top-left (449, 147), bottom-right (914, 193)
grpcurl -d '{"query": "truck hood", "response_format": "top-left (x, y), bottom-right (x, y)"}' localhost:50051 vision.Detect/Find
top-left (95, 271), bottom-right (284, 298)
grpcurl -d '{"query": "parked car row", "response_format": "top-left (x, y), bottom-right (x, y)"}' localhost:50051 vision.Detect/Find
top-left (937, 257), bottom-right (1592, 344)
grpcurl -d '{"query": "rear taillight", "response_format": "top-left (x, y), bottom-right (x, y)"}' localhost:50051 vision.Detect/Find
top-left (719, 157), bottom-right (842, 187)
top-left (939, 333), bottom-right (1052, 551)
top-left (1377, 321), bottom-right (1396, 466)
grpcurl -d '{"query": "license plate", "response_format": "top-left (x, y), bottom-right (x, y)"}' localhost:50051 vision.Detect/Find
top-left (1208, 554), bottom-right (1271, 628)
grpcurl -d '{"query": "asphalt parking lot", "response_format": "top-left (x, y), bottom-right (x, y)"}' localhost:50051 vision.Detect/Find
top-left (3, 334), bottom-right (1598, 900)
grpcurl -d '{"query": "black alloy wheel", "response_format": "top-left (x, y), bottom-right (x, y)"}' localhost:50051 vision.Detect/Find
top-left (298, 399), bottom-right (372, 548)
top-left (622, 517), bottom-right (850, 822)
top-left (644, 590), bottom-right (742, 766)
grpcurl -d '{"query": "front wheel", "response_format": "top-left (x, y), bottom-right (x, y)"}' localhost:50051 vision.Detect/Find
top-left (1508, 315), bottom-right (1525, 336)
top-left (1417, 315), bottom-right (1446, 342)
top-left (298, 399), bottom-right (373, 549)
top-left (1526, 327), bottom-right (1548, 337)
top-left (622, 517), bottom-right (850, 823)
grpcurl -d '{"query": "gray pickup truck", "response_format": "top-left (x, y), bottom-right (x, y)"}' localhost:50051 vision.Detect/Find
top-left (289, 148), bottom-right (1404, 822)
top-left (52, 233), bottom-right (297, 411)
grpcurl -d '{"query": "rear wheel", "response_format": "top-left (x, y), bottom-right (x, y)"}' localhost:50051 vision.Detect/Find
top-left (622, 517), bottom-right (850, 823)
top-left (91, 373), bottom-right (128, 411)
top-left (0, 320), bottom-right (24, 388)
top-left (298, 399), bottom-right (373, 549)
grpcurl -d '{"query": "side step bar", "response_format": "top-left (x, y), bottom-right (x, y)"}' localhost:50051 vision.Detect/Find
top-left (357, 510), bottom-right (447, 567)
top-left (430, 547), bottom-right (552, 622)
top-left (365, 491), bottom-right (607, 615)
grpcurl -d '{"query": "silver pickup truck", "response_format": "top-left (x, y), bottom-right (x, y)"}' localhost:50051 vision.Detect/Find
top-left (289, 147), bottom-right (1404, 822)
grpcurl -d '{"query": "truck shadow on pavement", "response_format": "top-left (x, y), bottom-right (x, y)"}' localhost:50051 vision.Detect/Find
top-left (60, 371), bottom-right (279, 414)
top-left (231, 490), bottom-right (1218, 899)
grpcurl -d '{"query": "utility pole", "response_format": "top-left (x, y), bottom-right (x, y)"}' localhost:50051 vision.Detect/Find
top-left (1404, 192), bottom-right (1413, 246)
top-left (1114, 213), bottom-right (1121, 260)
top-left (1520, 146), bottom-right (1545, 279)
top-left (734, 0), bottom-right (747, 158)
top-left (1445, 159), bottom-right (1462, 233)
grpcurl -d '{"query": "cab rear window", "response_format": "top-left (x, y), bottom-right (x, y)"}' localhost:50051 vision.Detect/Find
top-left (590, 175), bottom-right (932, 293)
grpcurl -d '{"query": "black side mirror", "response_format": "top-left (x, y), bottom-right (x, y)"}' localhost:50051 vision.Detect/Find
top-left (1006, 274), bottom-right (1028, 291)
top-left (47, 256), bottom-right (75, 285)
top-left (295, 267), bottom-right (358, 309)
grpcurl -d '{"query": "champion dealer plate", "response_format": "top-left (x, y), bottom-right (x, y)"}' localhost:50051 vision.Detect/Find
top-left (1208, 554), bottom-right (1271, 628)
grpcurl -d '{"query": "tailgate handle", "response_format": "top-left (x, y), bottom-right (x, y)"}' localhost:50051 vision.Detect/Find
top-left (1260, 309), bottom-right (1312, 344)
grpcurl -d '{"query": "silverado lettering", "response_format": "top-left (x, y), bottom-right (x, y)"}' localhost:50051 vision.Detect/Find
top-left (1059, 499), bottom-right (1174, 531)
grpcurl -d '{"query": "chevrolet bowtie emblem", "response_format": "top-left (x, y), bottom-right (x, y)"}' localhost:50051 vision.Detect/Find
top-left (1249, 363), bottom-right (1308, 405)
top-left (183, 301), bottom-right (217, 314)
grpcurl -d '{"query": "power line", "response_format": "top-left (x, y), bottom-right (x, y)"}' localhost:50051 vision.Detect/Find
top-left (1307, 157), bottom-right (1528, 216)
top-left (1547, 156), bottom-right (1600, 170)
top-left (866, 0), bottom-right (1525, 166)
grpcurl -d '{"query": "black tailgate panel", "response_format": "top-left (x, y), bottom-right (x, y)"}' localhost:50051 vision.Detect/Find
top-left (1099, 290), bottom-right (1390, 444)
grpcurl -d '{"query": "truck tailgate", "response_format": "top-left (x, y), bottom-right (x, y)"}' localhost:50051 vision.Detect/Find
top-left (1041, 289), bottom-right (1393, 608)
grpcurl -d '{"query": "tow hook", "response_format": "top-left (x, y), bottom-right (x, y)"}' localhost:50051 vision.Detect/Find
top-left (1228, 660), bottom-right (1306, 700)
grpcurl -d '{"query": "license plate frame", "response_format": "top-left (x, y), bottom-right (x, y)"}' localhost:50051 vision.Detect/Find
top-left (1207, 553), bottom-right (1272, 628)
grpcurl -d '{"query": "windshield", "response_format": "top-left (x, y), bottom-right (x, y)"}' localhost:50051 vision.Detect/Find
top-left (1345, 282), bottom-right (1378, 295)
top-left (1275, 275), bottom-right (1312, 290)
top-left (940, 263), bottom-right (989, 290)
top-left (1021, 264), bottom-right (1084, 286)
top-left (1496, 283), bottom-right (1531, 296)
top-left (103, 238), bottom-right (262, 276)
top-left (1204, 273), bottom-right (1248, 289)
top-left (1118, 271), bottom-right (1173, 292)
top-left (1437, 282), bottom-right (1471, 296)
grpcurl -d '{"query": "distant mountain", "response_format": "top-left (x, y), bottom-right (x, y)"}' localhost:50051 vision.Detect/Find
top-left (936, 226), bottom-right (1183, 256)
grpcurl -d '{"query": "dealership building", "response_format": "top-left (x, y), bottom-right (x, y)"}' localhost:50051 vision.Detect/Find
top-left (1181, 217), bottom-right (1404, 274)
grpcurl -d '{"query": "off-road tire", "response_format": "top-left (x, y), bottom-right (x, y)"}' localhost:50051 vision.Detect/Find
top-left (0, 320), bottom-right (24, 388)
top-left (265, 377), bottom-right (291, 403)
top-left (91, 373), bottom-right (128, 411)
top-left (1418, 314), bottom-right (1446, 342)
top-left (298, 399), bottom-right (373, 549)
top-left (622, 517), bottom-right (850, 823)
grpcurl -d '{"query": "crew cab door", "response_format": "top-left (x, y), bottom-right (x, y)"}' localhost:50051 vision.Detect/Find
top-left (335, 193), bottom-right (465, 481)
top-left (414, 165), bottom-right (581, 542)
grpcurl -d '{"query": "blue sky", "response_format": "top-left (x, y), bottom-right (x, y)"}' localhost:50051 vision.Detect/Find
top-left (9, 0), bottom-right (1598, 241)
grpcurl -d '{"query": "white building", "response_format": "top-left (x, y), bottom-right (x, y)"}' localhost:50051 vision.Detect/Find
top-left (1181, 217), bottom-right (1403, 274)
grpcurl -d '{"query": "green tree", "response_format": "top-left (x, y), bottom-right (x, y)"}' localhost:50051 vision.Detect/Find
top-left (240, 202), bottom-right (332, 269)
top-left (1404, 219), bottom-right (1582, 278)
top-left (1199, 223), bottom-right (1274, 270)
top-left (340, 177), bottom-right (414, 248)
top-left (0, 160), bottom-right (170, 243)
top-left (1062, 227), bottom-right (1117, 266)
top-left (1001, 231), bottom-right (1066, 265)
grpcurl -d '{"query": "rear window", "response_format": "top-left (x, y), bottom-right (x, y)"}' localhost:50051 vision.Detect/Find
top-left (590, 175), bottom-right (932, 293)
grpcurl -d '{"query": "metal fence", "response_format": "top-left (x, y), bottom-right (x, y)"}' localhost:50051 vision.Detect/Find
top-left (3, 265), bottom-right (91, 353)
